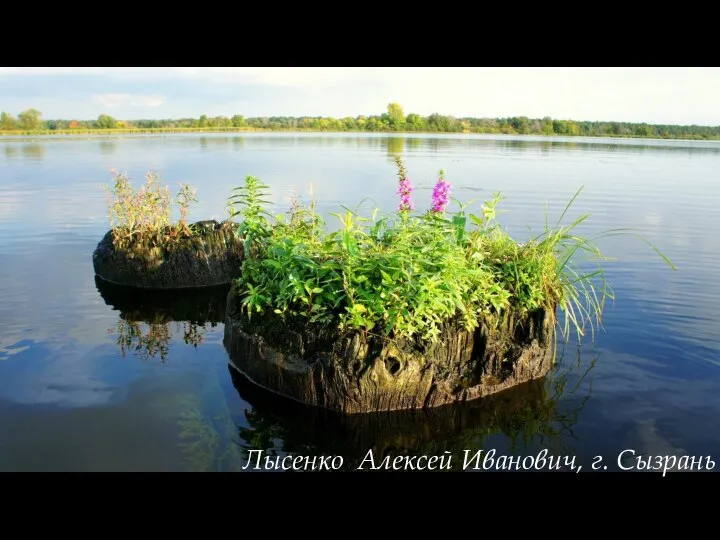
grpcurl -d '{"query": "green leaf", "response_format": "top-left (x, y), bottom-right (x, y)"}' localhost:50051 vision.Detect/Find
top-left (469, 214), bottom-right (483, 227)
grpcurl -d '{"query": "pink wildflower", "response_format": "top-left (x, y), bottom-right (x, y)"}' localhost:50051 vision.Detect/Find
top-left (430, 171), bottom-right (452, 213)
top-left (397, 177), bottom-right (415, 212)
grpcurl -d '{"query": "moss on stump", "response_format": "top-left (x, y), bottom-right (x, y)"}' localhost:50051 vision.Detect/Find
top-left (223, 286), bottom-right (556, 414)
top-left (92, 220), bottom-right (244, 289)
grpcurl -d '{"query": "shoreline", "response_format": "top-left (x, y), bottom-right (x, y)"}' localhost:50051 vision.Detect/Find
top-left (1, 127), bottom-right (719, 143)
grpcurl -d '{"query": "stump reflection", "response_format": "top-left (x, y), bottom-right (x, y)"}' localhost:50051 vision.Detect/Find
top-left (229, 350), bottom-right (594, 471)
top-left (96, 276), bottom-right (229, 362)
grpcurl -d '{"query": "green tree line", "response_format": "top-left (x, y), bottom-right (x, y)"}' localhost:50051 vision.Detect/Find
top-left (2, 103), bottom-right (719, 140)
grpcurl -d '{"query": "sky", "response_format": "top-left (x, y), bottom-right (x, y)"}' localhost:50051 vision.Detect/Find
top-left (1, 67), bottom-right (719, 126)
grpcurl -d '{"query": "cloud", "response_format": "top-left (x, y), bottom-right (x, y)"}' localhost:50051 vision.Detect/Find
top-left (160, 67), bottom-right (720, 123)
top-left (2, 67), bottom-right (720, 124)
top-left (170, 66), bottom-right (376, 89)
top-left (93, 93), bottom-right (165, 108)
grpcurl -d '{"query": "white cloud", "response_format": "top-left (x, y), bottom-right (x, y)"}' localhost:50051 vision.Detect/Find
top-left (171, 66), bottom-right (375, 88)
top-left (3, 67), bottom-right (720, 124)
top-left (93, 93), bottom-right (165, 108)
top-left (162, 67), bottom-right (720, 123)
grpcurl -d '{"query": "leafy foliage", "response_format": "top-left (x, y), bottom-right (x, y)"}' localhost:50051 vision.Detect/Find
top-left (3, 104), bottom-right (720, 140)
top-left (229, 161), bottom-right (674, 345)
top-left (104, 170), bottom-right (199, 250)
top-left (226, 175), bottom-right (273, 257)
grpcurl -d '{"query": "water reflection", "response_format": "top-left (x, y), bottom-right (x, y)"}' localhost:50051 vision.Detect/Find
top-left (386, 136), bottom-right (405, 156)
top-left (230, 347), bottom-right (597, 471)
top-left (222, 134), bottom-right (720, 156)
top-left (95, 276), bottom-right (229, 362)
top-left (407, 137), bottom-right (422, 151)
top-left (3, 145), bottom-right (18, 160)
top-left (21, 143), bottom-right (45, 161)
top-left (99, 140), bottom-right (117, 155)
top-left (198, 136), bottom-right (237, 150)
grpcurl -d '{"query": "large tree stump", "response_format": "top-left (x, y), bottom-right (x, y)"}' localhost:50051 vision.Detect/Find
top-left (223, 286), bottom-right (556, 414)
top-left (92, 220), bottom-right (244, 289)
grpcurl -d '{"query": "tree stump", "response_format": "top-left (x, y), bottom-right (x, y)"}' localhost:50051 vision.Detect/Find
top-left (223, 285), bottom-right (556, 414)
top-left (92, 220), bottom-right (244, 289)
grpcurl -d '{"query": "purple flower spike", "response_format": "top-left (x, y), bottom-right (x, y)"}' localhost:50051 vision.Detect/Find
top-left (430, 171), bottom-right (452, 213)
top-left (397, 177), bottom-right (415, 212)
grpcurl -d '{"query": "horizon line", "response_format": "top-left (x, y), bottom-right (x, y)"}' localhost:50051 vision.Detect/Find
top-left (2, 108), bottom-right (720, 129)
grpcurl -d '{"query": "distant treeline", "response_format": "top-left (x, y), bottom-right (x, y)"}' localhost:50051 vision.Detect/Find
top-left (1, 103), bottom-right (719, 140)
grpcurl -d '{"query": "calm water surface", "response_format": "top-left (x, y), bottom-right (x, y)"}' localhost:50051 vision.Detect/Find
top-left (1, 133), bottom-right (718, 472)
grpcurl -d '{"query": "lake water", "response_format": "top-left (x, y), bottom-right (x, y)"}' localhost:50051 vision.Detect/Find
top-left (1, 132), bottom-right (719, 472)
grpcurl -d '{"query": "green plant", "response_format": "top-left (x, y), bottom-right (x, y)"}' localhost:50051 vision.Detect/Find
top-left (227, 160), bottom-right (675, 347)
top-left (104, 170), bottom-right (200, 250)
top-left (226, 175), bottom-right (273, 258)
top-left (176, 183), bottom-right (198, 236)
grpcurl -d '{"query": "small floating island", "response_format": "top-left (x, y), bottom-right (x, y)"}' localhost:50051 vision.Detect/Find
top-left (92, 160), bottom-right (674, 414)
top-left (92, 171), bottom-right (244, 289)
top-left (222, 158), bottom-right (675, 414)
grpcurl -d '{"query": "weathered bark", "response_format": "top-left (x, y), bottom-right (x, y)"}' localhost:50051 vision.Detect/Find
top-left (223, 286), bottom-right (556, 414)
top-left (230, 365), bottom-right (558, 471)
top-left (92, 220), bottom-right (244, 289)
top-left (95, 276), bottom-right (230, 324)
